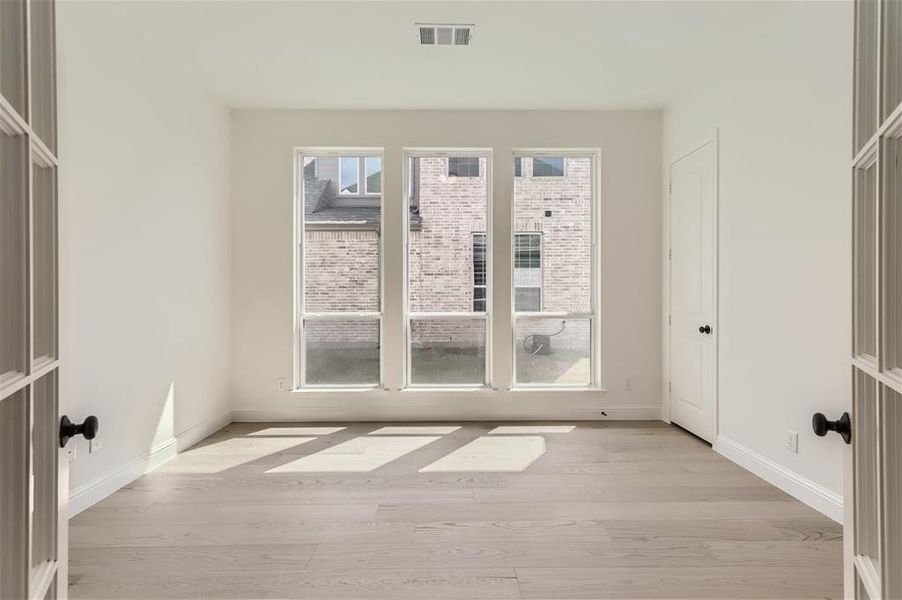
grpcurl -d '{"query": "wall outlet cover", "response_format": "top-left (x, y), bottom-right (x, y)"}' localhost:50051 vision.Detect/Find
top-left (785, 429), bottom-right (799, 454)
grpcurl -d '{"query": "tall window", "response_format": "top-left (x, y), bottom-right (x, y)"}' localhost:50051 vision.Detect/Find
top-left (296, 150), bottom-right (383, 388)
top-left (512, 152), bottom-right (597, 387)
top-left (407, 151), bottom-right (491, 386)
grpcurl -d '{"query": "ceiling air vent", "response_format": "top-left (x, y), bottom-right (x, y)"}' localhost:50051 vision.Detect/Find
top-left (417, 23), bottom-right (473, 46)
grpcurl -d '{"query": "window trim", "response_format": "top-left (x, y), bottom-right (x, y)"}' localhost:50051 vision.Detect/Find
top-left (510, 149), bottom-right (601, 389)
top-left (404, 148), bottom-right (493, 389)
top-left (294, 147), bottom-right (385, 391)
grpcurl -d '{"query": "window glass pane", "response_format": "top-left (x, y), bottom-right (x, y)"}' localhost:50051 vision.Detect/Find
top-left (886, 136), bottom-right (902, 374)
top-left (303, 154), bottom-right (380, 312)
top-left (33, 160), bottom-right (57, 361)
top-left (854, 371), bottom-right (880, 567)
top-left (305, 319), bottom-right (379, 385)
top-left (365, 157), bottom-right (381, 194)
top-left (513, 156), bottom-right (591, 313)
top-left (410, 319), bottom-right (485, 385)
top-left (448, 157), bottom-right (480, 177)
top-left (854, 0), bottom-right (878, 152)
top-left (1, 129), bottom-right (28, 377)
top-left (0, 389), bottom-right (28, 600)
top-left (514, 157), bottom-right (522, 177)
top-left (30, 0), bottom-right (57, 151)
top-left (339, 156), bottom-right (359, 194)
top-left (533, 157), bottom-right (565, 177)
top-left (884, 386), bottom-right (902, 599)
top-left (515, 317), bottom-right (591, 385)
top-left (409, 156), bottom-right (487, 313)
top-left (31, 372), bottom-right (57, 570)
top-left (0, 0), bottom-right (27, 117)
top-left (515, 288), bottom-right (541, 312)
top-left (854, 158), bottom-right (877, 360)
top-left (473, 234), bottom-right (486, 312)
top-left (886, 0), bottom-right (902, 120)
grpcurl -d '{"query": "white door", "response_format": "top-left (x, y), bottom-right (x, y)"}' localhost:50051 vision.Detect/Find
top-left (668, 138), bottom-right (717, 443)
top-left (846, 1), bottom-right (901, 598)
top-left (1, 0), bottom-right (66, 598)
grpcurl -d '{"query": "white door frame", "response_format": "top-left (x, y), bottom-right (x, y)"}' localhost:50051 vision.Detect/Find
top-left (662, 129), bottom-right (719, 440)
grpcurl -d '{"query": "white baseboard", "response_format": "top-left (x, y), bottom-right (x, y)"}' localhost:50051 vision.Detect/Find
top-left (231, 404), bottom-right (661, 423)
top-left (68, 410), bottom-right (232, 517)
top-left (714, 435), bottom-right (843, 523)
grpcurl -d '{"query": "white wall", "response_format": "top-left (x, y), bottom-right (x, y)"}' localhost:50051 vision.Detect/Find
top-left (57, 2), bottom-right (232, 514)
top-left (663, 1), bottom-right (852, 520)
top-left (230, 110), bottom-right (662, 420)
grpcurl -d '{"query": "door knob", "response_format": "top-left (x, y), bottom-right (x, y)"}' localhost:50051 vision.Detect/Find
top-left (699, 325), bottom-right (712, 334)
top-left (59, 415), bottom-right (99, 448)
top-left (812, 412), bottom-right (851, 445)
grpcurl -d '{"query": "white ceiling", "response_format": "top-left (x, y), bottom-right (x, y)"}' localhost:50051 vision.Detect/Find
top-left (104, 1), bottom-right (786, 110)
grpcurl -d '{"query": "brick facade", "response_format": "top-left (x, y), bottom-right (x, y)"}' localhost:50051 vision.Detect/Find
top-left (303, 156), bottom-right (592, 354)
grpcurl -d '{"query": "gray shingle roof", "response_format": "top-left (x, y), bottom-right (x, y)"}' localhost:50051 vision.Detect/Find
top-left (305, 173), bottom-right (421, 230)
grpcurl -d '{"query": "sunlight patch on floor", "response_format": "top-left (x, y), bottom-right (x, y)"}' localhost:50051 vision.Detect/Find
top-left (247, 426), bottom-right (346, 436)
top-left (161, 437), bottom-right (318, 474)
top-left (489, 425), bottom-right (576, 435)
top-left (419, 436), bottom-right (546, 472)
top-left (267, 436), bottom-right (440, 473)
top-left (369, 425), bottom-right (461, 435)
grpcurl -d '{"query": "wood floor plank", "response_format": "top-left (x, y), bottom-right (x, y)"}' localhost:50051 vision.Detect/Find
top-left (69, 568), bottom-right (521, 599)
top-left (515, 566), bottom-right (843, 599)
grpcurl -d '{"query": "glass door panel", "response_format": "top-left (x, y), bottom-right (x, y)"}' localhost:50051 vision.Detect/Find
top-left (854, 155), bottom-right (877, 362)
top-left (29, 0), bottom-right (57, 151)
top-left (31, 372), bottom-right (57, 572)
top-left (854, 0), bottom-right (879, 152)
top-left (0, 0), bottom-right (27, 118)
top-left (1, 129), bottom-right (28, 380)
top-left (32, 159), bottom-right (57, 362)
top-left (0, 390), bottom-right (29, 600)
top-left (853, 371), bottom-right (880, 569)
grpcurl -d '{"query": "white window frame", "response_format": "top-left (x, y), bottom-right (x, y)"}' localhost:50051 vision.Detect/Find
top-left (293, 147), bottom-right (385, 390)
top-left (404, 148), bottom-right (493, 389)
top-left (511, 149), bottom-right (601, 389)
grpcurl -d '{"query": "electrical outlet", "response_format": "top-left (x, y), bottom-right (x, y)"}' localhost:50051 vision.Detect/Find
top-left (785, 429), bottom-right (799, 454)
top-left (89, 438), bottom-right (103, 454)
top-left (277, 377), bottom-right (287, 392)
top-left (624, 378), bottom-right (633, 391)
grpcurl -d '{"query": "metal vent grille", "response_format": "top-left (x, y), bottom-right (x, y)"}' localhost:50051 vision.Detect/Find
top-left (417, 24), bottom-right (473, 46)
top-left (436, 27), bottom-right (453, 45)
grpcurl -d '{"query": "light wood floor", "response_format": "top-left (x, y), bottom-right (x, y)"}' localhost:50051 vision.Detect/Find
top-left (69, 421), bottom-right (843, 599)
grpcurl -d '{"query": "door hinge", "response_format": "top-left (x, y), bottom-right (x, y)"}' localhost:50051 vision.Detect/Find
top-left (668, 181), bottom-right (672, 194)
top-left (668, 314), bottom-right (672, 326)
top-left (668, 248), bottom-right (672, 260)
top-left (668, 381), bottom-right (672, 392)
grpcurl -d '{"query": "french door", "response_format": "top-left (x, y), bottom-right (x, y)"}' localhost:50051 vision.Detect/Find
top-left (848, 0), bottom-right (901, 597)
top-left (1, 0), bottom-right (64, 598)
